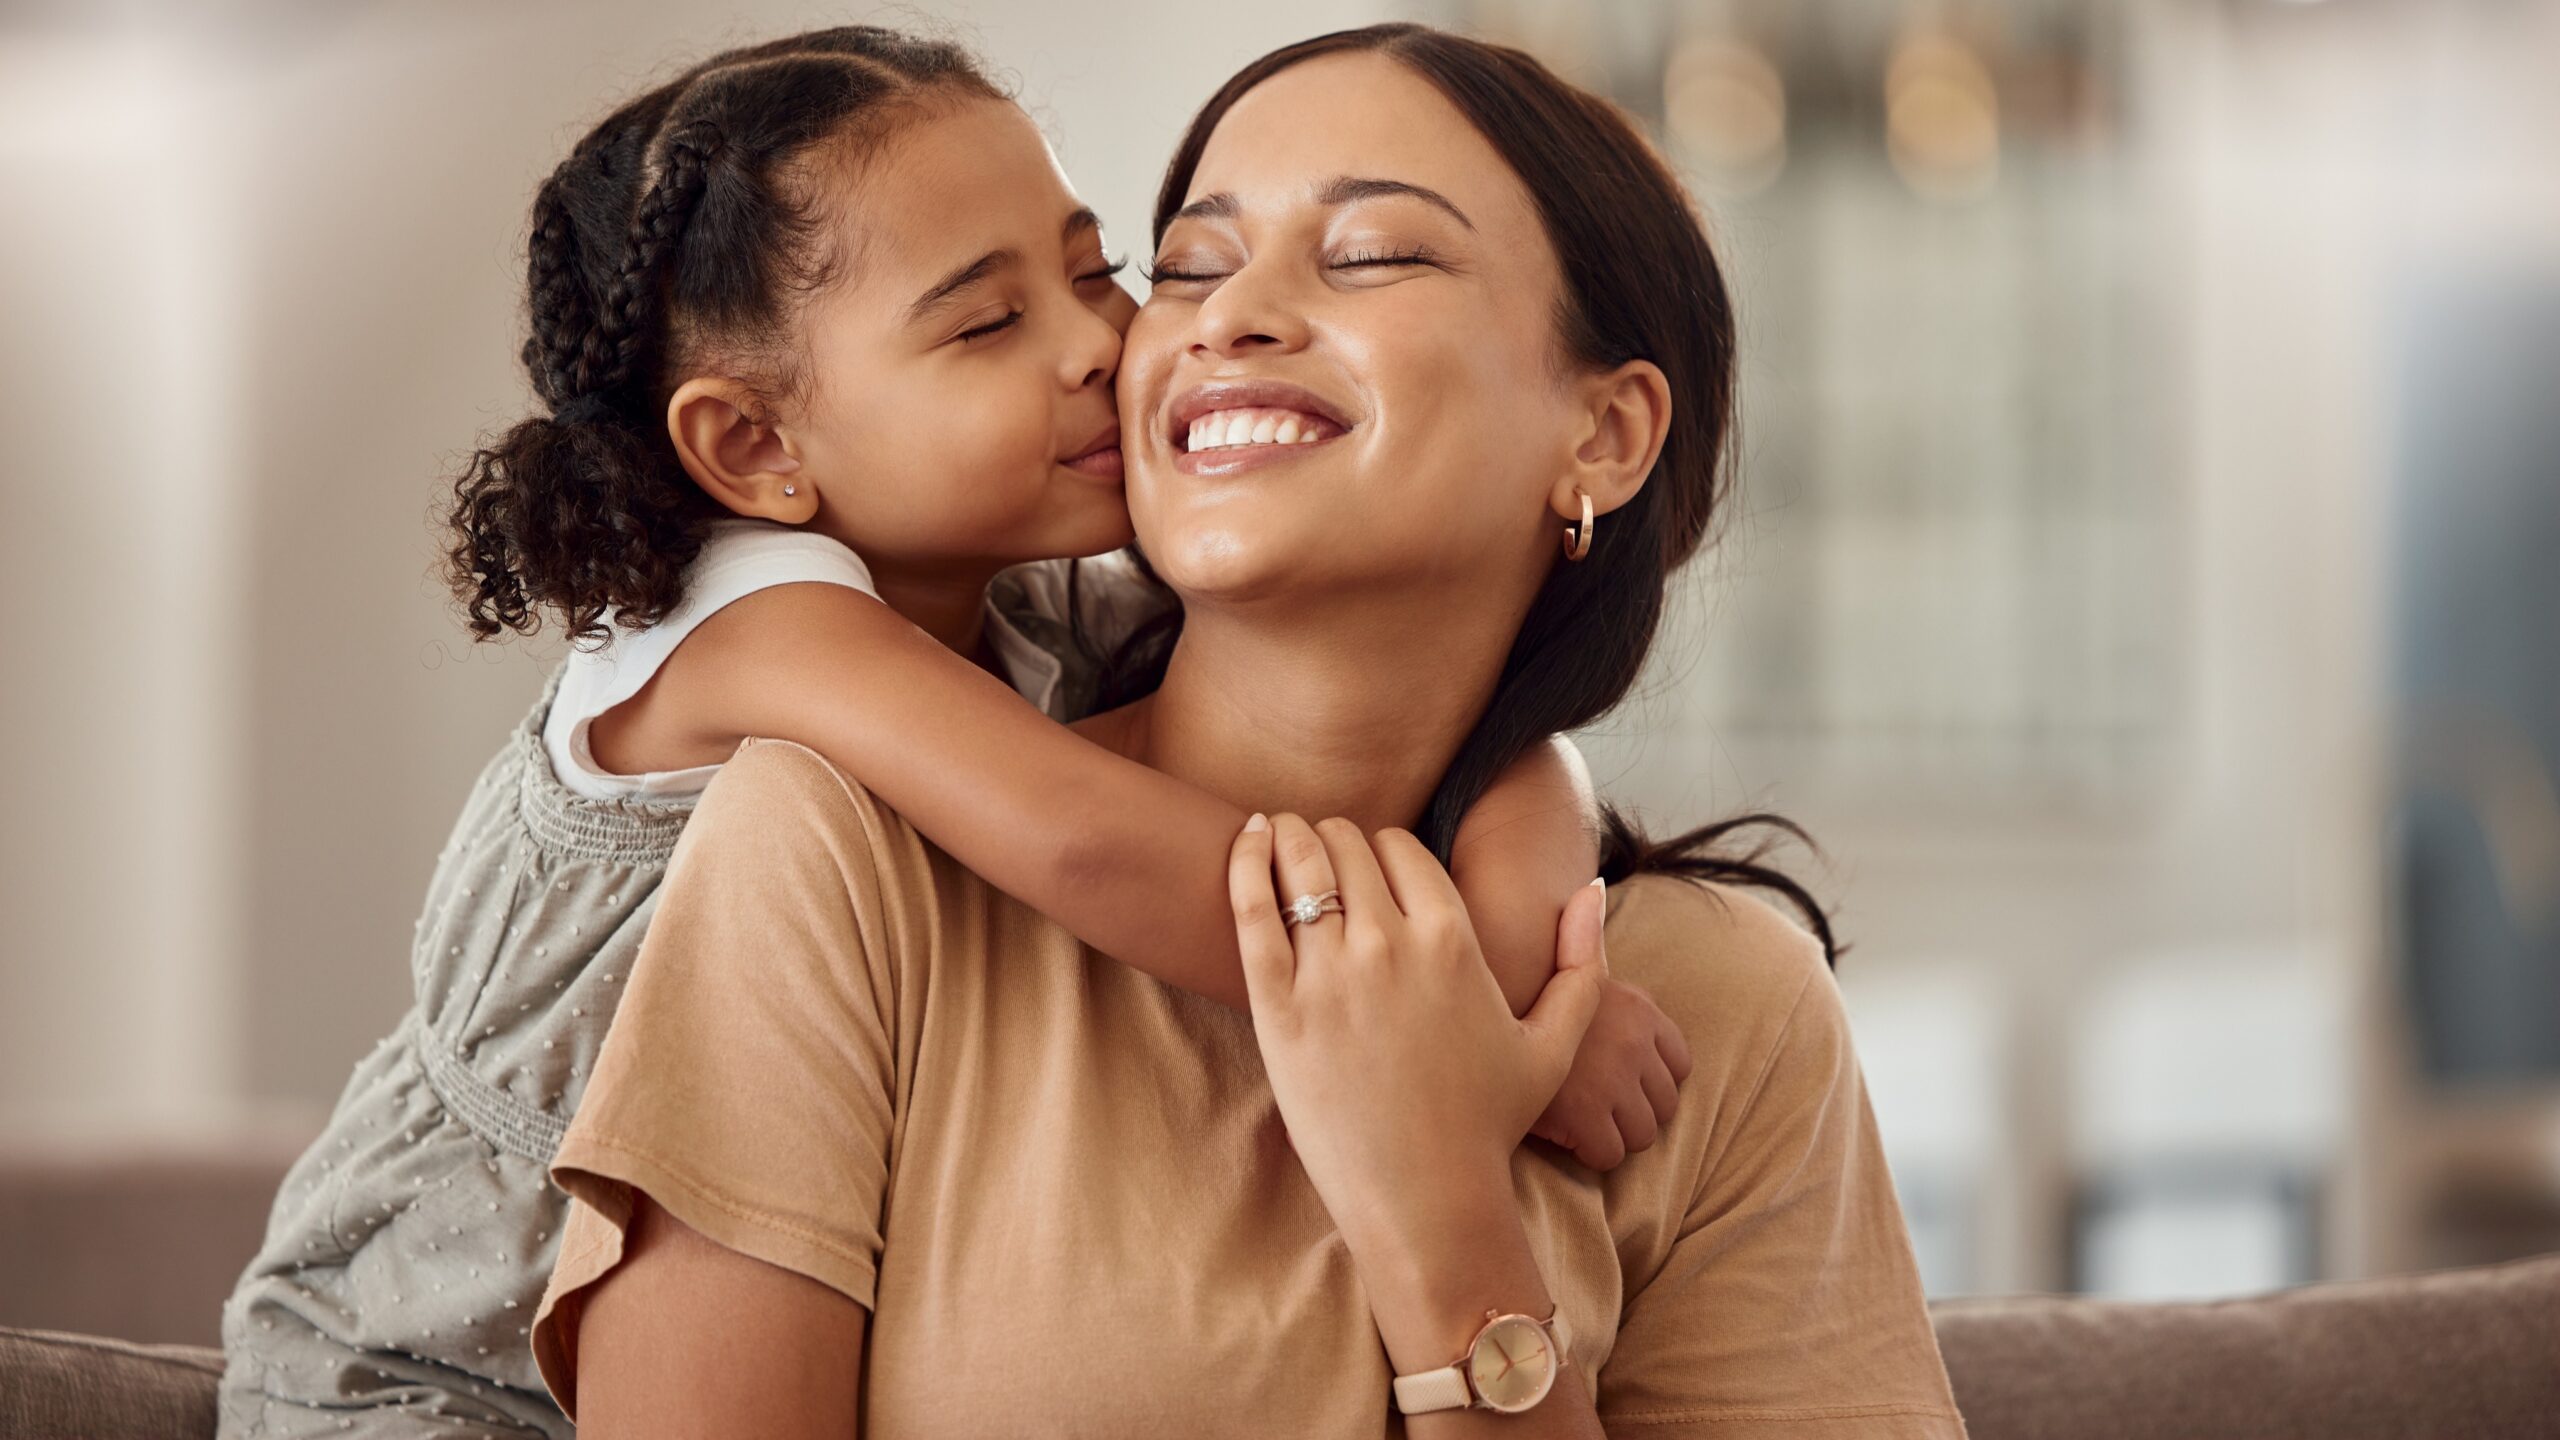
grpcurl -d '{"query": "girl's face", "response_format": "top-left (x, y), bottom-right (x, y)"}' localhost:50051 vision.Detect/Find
top-left (786, 99), bottom-right (1137, 571)
top-left (1119, 52), bottom-right (1586, 609)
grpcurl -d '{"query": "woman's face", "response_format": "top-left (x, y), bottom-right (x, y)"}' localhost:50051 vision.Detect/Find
top-left (1121, 53), bottom-right (1584, 609)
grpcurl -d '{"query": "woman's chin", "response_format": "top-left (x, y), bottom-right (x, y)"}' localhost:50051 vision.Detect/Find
top-left (1137, 525), bottom-right (1321, 607)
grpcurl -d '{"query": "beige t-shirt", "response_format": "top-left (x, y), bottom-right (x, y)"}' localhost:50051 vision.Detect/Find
top-left (531, 738), bottom-right (1968, 1437)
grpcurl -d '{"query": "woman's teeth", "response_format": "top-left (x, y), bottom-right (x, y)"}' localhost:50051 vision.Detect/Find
top-left (1184, 407), bottom-right (1331, 452)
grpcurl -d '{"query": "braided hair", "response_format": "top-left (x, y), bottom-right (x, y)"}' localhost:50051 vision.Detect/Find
top-left (443, 28), bottom-right (1004, 647)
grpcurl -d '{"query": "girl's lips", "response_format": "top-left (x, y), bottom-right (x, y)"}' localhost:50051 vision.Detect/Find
top-left (1063, 444), bottom-right (1123, 479)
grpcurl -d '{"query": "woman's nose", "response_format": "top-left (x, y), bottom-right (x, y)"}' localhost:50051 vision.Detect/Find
top-left (1189, 266), bottom-right (1308, 359)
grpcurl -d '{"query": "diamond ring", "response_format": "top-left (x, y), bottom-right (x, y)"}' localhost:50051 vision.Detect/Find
top-left (1283, 889), bottom-right (1344, 928)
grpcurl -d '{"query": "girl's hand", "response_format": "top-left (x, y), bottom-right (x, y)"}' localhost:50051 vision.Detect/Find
top-left (1532, 979), bottom-right (1694, 1171)
top-left (1227, 812), bottom-right (1608, 1241)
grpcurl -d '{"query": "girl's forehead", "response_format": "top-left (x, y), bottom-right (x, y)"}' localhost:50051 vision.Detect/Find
top-left (834, 100), bottom-right (1089, 300)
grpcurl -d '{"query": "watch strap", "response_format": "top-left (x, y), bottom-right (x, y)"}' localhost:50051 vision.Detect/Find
top-left (1391, 1364), bottom-right (1475, 1414)
top-left (1389, 1307), bottom-right (1573, 1415)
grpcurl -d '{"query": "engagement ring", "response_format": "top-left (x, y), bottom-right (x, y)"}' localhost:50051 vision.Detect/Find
top-left (1284, 889), bottom-right (1344, 927)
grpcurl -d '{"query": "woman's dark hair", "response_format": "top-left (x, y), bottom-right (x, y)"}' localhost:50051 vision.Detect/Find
top-left (1130, 23), bottom-right (1838, 962)
top-left (442, 27), bottom-right (1002, 648)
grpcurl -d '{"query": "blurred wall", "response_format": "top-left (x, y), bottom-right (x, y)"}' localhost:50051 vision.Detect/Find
top-left (0, 0), bottom-right (1400, 1134)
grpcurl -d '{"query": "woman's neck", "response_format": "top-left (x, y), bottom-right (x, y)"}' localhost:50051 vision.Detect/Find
top-left (1104, 597), bottom-right (1523, 835)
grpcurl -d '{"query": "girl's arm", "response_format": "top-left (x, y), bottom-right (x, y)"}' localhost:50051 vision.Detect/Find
top-left (605, 580), bottom-right (1591, 1016)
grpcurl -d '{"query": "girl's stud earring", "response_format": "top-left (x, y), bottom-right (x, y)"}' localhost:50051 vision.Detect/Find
top-left (782, 485), bottom-right (797, 497)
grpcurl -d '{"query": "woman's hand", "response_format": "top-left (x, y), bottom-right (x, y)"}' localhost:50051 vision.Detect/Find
top-left (1230, 813), bottom-right (1614, 1397)
top-left (1229, 813), bottom-right (1607, 1226)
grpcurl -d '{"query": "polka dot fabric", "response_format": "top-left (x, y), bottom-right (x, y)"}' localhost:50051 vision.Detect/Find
top-left (217, 671), bottom-right (689, 1437)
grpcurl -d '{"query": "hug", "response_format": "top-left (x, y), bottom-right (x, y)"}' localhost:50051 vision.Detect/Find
top-left (215, 22), bottom-right (1962, 1438)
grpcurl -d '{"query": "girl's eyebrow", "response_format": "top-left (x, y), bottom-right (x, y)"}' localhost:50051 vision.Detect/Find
top-left (1166, 177), bottom-right (1474, 231)
top-left (907, 208), bottom-right (1106, 324)
top-left (909, 249), bottom-right (1011, 323)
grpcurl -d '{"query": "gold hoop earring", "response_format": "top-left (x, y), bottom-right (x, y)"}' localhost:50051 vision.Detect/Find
top-left (1563, 489), bottom-right (1594, 561)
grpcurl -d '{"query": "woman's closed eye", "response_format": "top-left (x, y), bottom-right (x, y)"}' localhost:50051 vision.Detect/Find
top-left (1329, 243), bottom-right (1438, 271)
top-left (1143, 244), bottom-right (1443, 289)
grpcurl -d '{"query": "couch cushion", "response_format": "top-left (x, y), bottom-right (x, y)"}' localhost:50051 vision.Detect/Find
top-left (6, 1253), bottom-right (2557, 1439)
top-left (0, 1141), bottom-right (301, 1348)
top-left (1927, 1250), bottom-right (2560, 1440)
top-left (0, 1328), bottom-right (221, 1440)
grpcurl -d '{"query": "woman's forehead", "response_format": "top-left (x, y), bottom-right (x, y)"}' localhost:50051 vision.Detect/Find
top-left (1184, 52), bottom-right (1539, 238)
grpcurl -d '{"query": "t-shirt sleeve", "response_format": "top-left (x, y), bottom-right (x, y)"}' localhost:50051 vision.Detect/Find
top-left (529, 737), bottom-right (906, 1416)
top-left (1597, 893), bottom-right (1969, 1437)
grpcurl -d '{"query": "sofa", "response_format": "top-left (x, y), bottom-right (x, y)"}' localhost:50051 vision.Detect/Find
top-left (4, 1144), bottom-right (2556, 1438)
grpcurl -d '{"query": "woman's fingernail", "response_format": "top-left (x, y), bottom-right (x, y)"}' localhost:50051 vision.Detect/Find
top-left (1589, 876), bottom-right (1606, 890)
top-left (1245, 813), bottom-right (1269, 833)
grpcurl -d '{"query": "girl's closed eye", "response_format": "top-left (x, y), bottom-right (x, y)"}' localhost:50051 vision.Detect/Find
top-left (965, 256), bottom-right (1125, 342)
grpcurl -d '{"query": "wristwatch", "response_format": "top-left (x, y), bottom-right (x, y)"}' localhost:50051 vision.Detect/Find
top-left (1390, 1304), bottom-right (1573, 1415)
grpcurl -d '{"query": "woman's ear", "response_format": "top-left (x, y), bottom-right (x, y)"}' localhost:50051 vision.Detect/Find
top-left (1550, 358), bottom-right (1671, 525)
top-left (666, 377), bottom-right (819, 523)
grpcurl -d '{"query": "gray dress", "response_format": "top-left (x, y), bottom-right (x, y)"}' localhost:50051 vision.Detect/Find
top-left (216, 557), bottom-right (1162, 1437)
top-left (218, 666), bottom-right (690, 1437)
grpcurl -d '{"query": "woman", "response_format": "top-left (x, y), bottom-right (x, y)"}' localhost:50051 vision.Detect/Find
top-left (532, 24), bottom-right (1967, 1437)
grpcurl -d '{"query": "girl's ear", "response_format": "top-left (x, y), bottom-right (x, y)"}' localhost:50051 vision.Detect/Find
top-left (1548, 358), bottom-right (1671, 530)
top-left (666, 378), bottom-right (819, 523)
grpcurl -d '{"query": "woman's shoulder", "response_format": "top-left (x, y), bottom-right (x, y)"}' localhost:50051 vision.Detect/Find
top-left (687, 738), bottom-right (935, 882)
top-left (1603, 872), bottom-right (1830, 1009)
top-left (1599, 874), bottom-right (1843, 1104)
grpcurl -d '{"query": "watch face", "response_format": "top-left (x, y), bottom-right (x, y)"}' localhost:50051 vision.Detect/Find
top-left (1468, 1314), bottom-right (1558, 1413)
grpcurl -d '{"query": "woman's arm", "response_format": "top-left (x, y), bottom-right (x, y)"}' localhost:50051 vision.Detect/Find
top-left (1224, 812), bottom-right (1611, 1438)
top-left (573, 1196), bottom-right (866, 1439)
top-left (612, 581), bottom-right (1585, 1016)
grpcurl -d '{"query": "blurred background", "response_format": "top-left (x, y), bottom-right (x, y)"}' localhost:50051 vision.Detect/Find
top-left (2, 0), bottom-right (2554, 1345)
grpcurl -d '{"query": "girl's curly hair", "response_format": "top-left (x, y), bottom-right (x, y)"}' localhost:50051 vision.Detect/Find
top-left (443, 27), bottom-right (1002, 648)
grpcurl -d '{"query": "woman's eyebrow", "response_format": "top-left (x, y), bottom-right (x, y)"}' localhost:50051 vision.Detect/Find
top-left (1167, 178), bottom-right (1476, 232)
top-left (1316, 175), bottom-right (1475, 230)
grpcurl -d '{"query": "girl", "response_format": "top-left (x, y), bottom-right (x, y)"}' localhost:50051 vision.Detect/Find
top-left (217, 26), bottom-right (1688, 1439)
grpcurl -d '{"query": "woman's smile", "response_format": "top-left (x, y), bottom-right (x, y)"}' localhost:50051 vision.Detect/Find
top-left (1167, 377), bottom-right (1358, 477)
